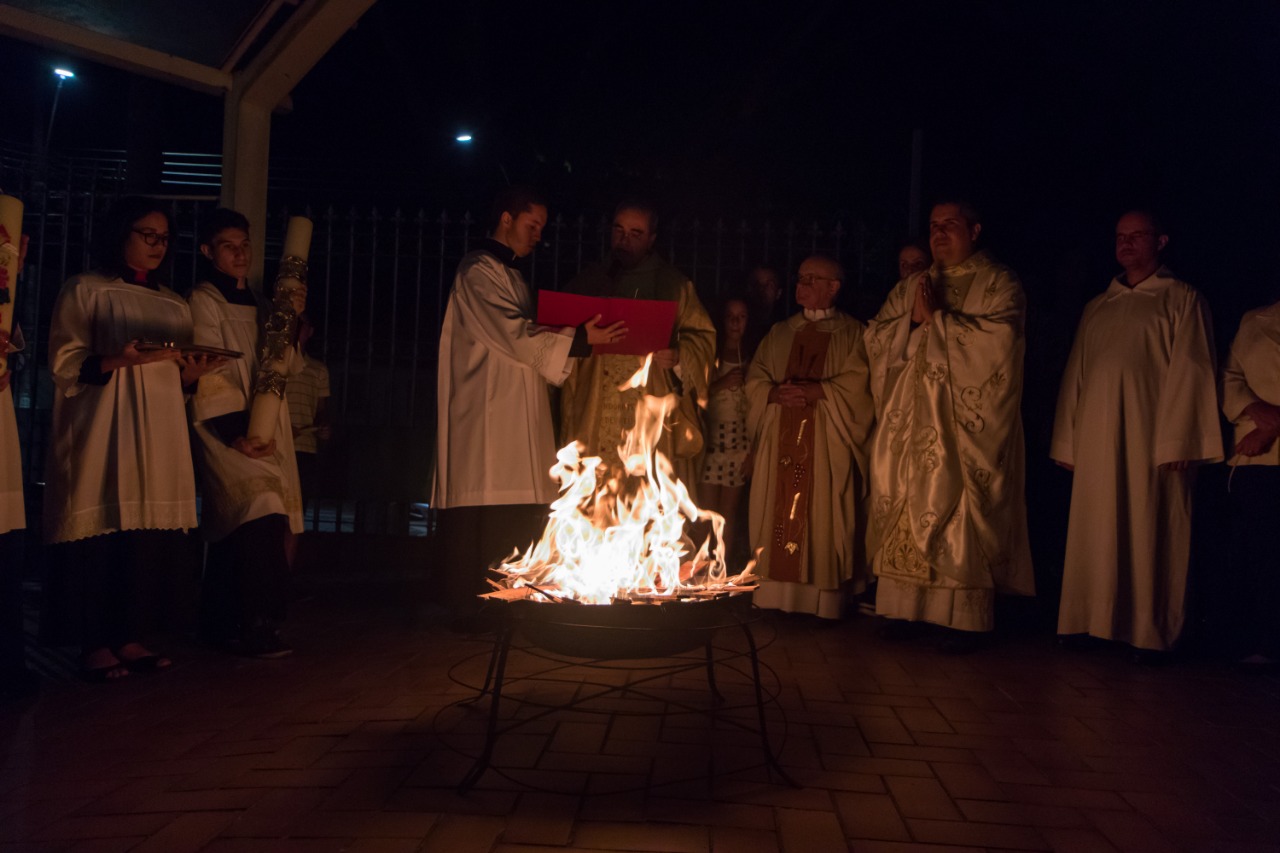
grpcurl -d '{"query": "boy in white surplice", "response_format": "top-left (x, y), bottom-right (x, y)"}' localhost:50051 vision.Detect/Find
top-left (189, 209), bottom-right (303, 658)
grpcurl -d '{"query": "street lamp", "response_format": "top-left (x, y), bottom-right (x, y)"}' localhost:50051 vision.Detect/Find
top-left (455, 133), bottom-right (473, 144)
top-left (46, 67), bottom-right (76, 150)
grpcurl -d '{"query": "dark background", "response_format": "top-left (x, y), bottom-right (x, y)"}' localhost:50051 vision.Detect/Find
top-left (1, 0), bottom-right (1274, 622)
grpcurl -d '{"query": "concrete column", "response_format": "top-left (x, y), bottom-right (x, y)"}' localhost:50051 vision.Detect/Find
top-left (220, 87), bottom-right (271, 286)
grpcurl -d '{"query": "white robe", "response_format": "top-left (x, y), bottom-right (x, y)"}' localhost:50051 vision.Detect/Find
top-left (1050, 267), bottom-right (1222, 650)
top-left (865, 251), bottom-right (1034, 631)
top-left (1, 327), bottom-right (25, 535)
top-left (44, 273), bottom-right (197, 543)
top-left (432, 249), bottom-right (574, 509)
top-left (1222, 301), bottom-right (1280, 467)
top-left (187, 282), bottom-right (303, 542)
top-left (746, 310), bottom-right (875, 618)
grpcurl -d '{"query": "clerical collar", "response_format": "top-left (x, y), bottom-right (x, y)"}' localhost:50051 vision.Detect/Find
top-left (480, 238), bottom-right (517, 268)
top-left (206, 266), bottom-right (257, 306)
top-left (803, 307), bottom-right (836, 321)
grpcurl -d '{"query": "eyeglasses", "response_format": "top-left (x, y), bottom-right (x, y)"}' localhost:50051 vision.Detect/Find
top-left (132, 229), bottom-right (170, 247)
top-left (796, 273), bottom-right (839, 286)
top-left (1115, 230), bottom-right (1154, 245)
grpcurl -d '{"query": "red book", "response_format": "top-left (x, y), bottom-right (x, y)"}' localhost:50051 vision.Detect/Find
top-left (537, 290), bottom-right (677, 356)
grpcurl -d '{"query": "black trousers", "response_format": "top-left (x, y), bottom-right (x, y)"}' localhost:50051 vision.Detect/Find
top-left (50, 529), bottom-right (187, 653)
top-left (201, 513), bottom-right (290, 642)
top-left (1228, 465), bottom-right (1280, 658)
top-left (435, 504), bottom-right (548, 610)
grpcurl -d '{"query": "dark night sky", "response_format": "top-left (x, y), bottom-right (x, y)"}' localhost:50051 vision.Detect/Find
top-left (3, 0), bottom-right (1280, 317)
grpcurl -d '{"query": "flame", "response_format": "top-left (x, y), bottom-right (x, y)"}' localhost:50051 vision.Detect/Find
top-left (490, 356), bottom-right (754, 604)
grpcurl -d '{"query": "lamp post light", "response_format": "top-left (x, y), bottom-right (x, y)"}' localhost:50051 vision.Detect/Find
top-left (45, 67), bottom-right (75, 150)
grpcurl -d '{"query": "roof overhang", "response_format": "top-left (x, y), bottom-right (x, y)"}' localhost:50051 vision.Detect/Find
top-left (0, 0), bottom-right (373, 99)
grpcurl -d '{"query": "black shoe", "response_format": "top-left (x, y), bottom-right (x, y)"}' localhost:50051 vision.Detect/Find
top-left (1233, 655), bottom-right (1280, 674)
top-left (1056, 633), bottom-right (1095, 651)
top-left (1129, 647), bottom-right (1171, 667)
top-left (876, 618), bottom-right (931, 641)
top-left (937, 629), bottom-right (986, 655)
top-left (228, 622), bottom-right (293, 659)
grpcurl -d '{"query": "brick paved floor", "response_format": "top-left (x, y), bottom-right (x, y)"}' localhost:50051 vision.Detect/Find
top-left (3, 579), bottom-right (1279, 852)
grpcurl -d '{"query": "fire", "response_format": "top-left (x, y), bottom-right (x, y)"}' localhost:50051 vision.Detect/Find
top-left (487, 357), bottom-right (755, 604)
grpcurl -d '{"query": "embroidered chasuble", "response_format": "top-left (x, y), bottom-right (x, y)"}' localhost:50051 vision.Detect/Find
top-left (560, 254), bottom-right (715, 496)
top-left (865, 251), bottom-right (1034, 632)
top-left (747, 311), bottom-right (874, 619)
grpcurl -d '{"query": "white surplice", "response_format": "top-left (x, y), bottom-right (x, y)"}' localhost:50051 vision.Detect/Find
top-left (44, 273), bottom-right (197, 543)
top-left (746, 310), bottom-right (875, 618)
top-left (1050, 267), bottom-right (1222, 650)
top-left (188, 282), bottom-right (303, 542)
top-left (1222, 301), bottom-right (1280, 467)
top-left (432, 249), bottom-right (574, 509)
top-left (865, 251), bottom-right (1034, 631)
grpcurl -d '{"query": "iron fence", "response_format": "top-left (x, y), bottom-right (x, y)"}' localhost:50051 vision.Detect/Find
top-left (1, 149), bottom-right (895, 536)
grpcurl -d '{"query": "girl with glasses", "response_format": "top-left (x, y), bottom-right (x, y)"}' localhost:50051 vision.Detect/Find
top-left (44, 196), bottom-right (222, 681)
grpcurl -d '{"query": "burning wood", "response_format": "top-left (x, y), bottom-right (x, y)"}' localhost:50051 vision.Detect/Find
top-left (484, 357), bottom-right (756, 605)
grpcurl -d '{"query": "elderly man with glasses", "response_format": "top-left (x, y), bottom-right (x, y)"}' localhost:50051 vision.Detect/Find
top-left (864, 200), bottom-right (1035, 653)
top-left (1050, 210), bottom-right (1221, 664)
top-left (745, 254), bottom-right (875, 620)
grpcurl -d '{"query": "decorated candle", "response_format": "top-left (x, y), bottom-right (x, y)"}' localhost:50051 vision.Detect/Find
top-left (247, 215), bottom-right (312, 442)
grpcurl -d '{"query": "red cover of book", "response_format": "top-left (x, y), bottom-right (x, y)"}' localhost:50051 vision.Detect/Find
top-left (537, 290), bottom-right (677, 356)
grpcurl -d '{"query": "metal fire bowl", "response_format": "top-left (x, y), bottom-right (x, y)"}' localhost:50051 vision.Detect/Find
top-left (503, 594), bottom-right (750, 660)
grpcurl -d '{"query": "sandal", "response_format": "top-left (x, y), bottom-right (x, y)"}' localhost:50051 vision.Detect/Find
top-left (114, 643), bottom-right (172, 673)
top-left (80, 655), bottom-right (129, 683)
top-left (81, 665), bottom-right (128, 682)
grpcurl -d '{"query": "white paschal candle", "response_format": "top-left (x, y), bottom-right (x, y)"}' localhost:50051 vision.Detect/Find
top-left (278, 215), bottom-right (311, 312)
top-left (281, 215), bottom-right (312, 260)
top-left (0, 195), bottom-right (23, 376)
top-left (247, 215), bottom-right (312, 442)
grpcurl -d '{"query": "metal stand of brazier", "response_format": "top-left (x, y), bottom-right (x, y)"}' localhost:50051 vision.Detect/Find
top-left (452, 595), bottom-right (797, 793)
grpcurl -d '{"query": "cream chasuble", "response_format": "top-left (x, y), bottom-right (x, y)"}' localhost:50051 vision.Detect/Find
top-left (0, 327), bottom-right (25, 534)
top-left (746, 311), bottom-right (875, 618)
top-left (188, 282), bottom-right (303, 542)
top-left (560, 257), bottom-right (715, 498)
top-left (432, 250), bottom-right (575, 509)
top-left (45, 273), bottom-right (197, 543)
top-left (865, 251), bottom-right (1034, 632)
top-left (1222, 301), bottom-right (1280, 467)
top-left (1051, 269), bottom-right (1222, 650)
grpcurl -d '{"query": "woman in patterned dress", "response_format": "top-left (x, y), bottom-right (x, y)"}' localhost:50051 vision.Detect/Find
top-left (700, 296), bottom-right (754, 565)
